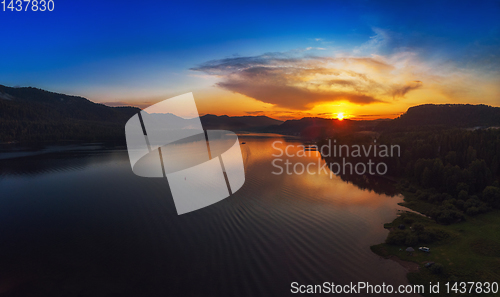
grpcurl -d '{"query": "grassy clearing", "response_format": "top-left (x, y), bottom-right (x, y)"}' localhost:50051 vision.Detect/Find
top-left (371, 208), bottom-right (500, 297)
top-left (398, 190), bottom-right (438, 215)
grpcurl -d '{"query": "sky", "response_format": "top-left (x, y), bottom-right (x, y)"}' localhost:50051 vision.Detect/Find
top-left (1, 0), bottom-right (499, 120)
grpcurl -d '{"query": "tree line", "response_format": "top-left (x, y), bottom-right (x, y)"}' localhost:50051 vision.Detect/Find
top-left (320, 127), bottom-right (500, 224)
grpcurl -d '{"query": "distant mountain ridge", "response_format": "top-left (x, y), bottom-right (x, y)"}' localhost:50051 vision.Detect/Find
top-left (200, 114), bottom-right (283, 130)
top-left (385, 104), bottom-right (500, 129)
top-left (2, 85), bottom-right (500, 143)
top-left (0, 85), bottom-right (141, 143)
top-left (0, 85), bottom-right (140, 122)
top-left (0, 85), bottom-right (282, 143)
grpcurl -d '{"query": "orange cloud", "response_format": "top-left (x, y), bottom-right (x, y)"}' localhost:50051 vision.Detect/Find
top-left (191, 54), bottom-right (424, 110)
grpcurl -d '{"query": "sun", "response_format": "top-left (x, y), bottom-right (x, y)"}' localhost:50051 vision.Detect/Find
top-left (337, 112), bottom-right (344, 121)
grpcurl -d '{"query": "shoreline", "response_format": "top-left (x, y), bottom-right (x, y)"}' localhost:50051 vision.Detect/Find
top-left (371, 186), bottom-right (500, 297)
top-left (387, 255), bottom-right (420, 273)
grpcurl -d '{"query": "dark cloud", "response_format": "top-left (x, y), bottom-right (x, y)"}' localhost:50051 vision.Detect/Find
top-left (191, 54), bottom-right (422, 110)
top-left (245, 111), bottom-right (264, 115)
top-left (217, 80), bottom-right (378, 109)
top-left (391, 81), bottom-right (423, 98)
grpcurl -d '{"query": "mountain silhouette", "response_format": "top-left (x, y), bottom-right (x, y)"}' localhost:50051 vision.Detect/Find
top-left (0, 85), bottom-right (281, 143)
top-left (0, 85), bottom-right (140, 143)
top-left (380, 104), bottom-right (500, 130)
top-left (2, 85), bottom-right (500, 143)
top-left (200, 114), bottom-right (282, 130)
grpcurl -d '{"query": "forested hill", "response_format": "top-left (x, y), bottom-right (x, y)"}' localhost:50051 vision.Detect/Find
top-left (0, 85), bottom-right (283, 144)
top-left (384, 104), bottom-right (500, 129)
top-left (2, 85), bottom-right (500, 143)
top-left (0, 85), bottom-right (140, 143)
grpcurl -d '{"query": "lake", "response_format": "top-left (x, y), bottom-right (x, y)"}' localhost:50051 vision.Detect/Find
top-left (0, 135), bottom-right (419, 296)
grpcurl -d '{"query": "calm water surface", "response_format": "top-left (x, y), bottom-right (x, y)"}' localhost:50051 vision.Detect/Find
top-left (0, 136), bottom-right (418, 296)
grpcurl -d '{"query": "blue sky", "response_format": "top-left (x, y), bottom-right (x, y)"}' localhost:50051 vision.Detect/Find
top-left (1, 0), bottom-right (499, 118)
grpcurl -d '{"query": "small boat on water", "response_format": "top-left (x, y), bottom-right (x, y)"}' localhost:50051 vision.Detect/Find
top-left (303, 144), bottom-right (318, 151)
top-left (241, 142), bottom-right (246, 144)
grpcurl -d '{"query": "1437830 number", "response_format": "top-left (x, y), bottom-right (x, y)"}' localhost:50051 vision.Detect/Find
top-left (2, 0), bottom-right (54, 11)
